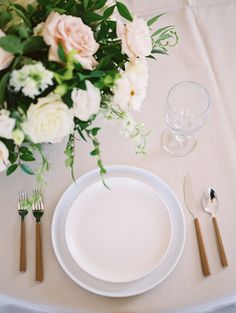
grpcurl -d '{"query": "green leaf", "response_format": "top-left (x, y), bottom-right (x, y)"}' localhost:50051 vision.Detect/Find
top-left (36, 0), bottom-right (49, 6)
top-left (95, 0), bottom-right (106, 10)
top-left (91, 127), bottom-right (100, 136)
top-left (158, 34), bottom-right (172, 41)
top-left (0, 35), bottom-right (23, 54)
top-left (89, 70), bottom-right (105, 78)
top-left (103, 5), bottom-right (115, 19)
top-left (20, 154), bottom-right (36, 161)
top-left (19, 146), bottom-right (33, 155)
top-left (83, 13), bottom-right (103, 23)
top-left (90, 147), bottom-right (99, 156)
top-left (27, 4), bottom-right (37, 15)
top-left (65, 158), bottom-right (73, 167)
top-left (146, 55), bottom-right (156, 60)
top-left (0, 73), bottom-right (10, 107)
top-left (11, 4), bottom-right (32, 29)
top-left (57, 42), bottom-right (67, 63)
top-left (116, 1), bottom-right (133, 21)
top-left (7, 24), bottom-right (29, 39)
top-left (6, 164), bottom-right (18, 176)
top-left (147, 14), bottom-right (165, 27)
top-left (9, 152), bottom-right (18, 164)
top-left (151, 49), bottom-right (168, 55)
top-left (96, 55), bottom-right (111, 70)
top-left (22, 36), bottom-right (46, 54)
top-left (78, 70), bottom-right (105, 81)
top-left (76, 127), bottom-right (86, 141)
top-left (152, 25), bottom-right (174, 37)
top-left (83, 0), bottom-right (89, 9)
top-left (0, 11), bottom-right (12, 28)
top-left (18, 24), bottom-right (29, 39)
top-left (20, 163), bottom-right (34, 175)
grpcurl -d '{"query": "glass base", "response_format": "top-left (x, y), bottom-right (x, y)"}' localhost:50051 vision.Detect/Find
top-left (162, 129), bottom-right (197, 156)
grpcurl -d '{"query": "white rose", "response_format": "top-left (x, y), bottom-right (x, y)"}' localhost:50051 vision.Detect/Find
top-left (113, 61), bottom-right (148, 111)
top-left (13, 0), bottom-right (36, 8)
top-left (23, 94), bottom-right (74, 144)
top-left (33, 22), bottom-right (45, 36)
top-left (0, 30), bottom-right (14, 71)
top-left (116, 17), bottom-right (152, 62)
top-left (71, 81), bottom-right (101, 121)
top-left (0, 141), bottom-right (9, 172)
top-left (0, 109), bottom-right (15, 139)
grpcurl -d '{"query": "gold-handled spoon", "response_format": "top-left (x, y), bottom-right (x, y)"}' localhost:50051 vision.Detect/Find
top-left (202, 188), bottom-right (228, 268)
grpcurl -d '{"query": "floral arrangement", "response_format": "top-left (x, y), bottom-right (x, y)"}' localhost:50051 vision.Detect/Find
top-left (0, 0), bottom-right (177, 182)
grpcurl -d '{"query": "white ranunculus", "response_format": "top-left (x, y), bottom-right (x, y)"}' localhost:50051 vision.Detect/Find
top-left (116, 17), bottom-right (152, 62)
top-left (71, 80), bottom-right (101, 121)
top-left (125, 59), bottom-right (148, 87)
top-left (0, 30), bottom-right (14, 71)
top-left (0, 110), bottom-right (16, 139)
top-left (23, 94), bottom-right (74, 144)
top-left (113, 61), bottom-right (148, 112)
top-left (9, 62), bottom-right (54, 99)
top-left (0, 141), bottom-right (9, 172)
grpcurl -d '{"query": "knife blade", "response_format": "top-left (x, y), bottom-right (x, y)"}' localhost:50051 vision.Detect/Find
top-left (184, 173), bottom-right (198, 218)
top-left (183, 173), bottom-right (211, 276)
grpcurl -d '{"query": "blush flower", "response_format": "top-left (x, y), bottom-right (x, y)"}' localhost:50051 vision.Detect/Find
top-left (42, 12), bottom-right (99, 70)
top-left (0, 30), bottom-right (14, 71)
top-left (0, 110), bottom-right (15, 139)
top-left (0, 141), bottom-right (9, 173)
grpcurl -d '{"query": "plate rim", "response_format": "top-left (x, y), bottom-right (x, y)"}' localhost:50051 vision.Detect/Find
top-left (51, 165), bottom-right (186, 297)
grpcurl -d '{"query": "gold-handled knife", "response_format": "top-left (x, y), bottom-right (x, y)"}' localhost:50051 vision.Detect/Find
top-left (184, 173), bottom-right (211, 277)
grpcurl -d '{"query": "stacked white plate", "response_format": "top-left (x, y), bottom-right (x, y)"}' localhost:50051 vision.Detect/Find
top-left (51, 165), bottom-right (186, 297)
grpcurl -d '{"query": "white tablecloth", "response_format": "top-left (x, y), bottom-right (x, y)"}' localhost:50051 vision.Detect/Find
top-left (1, 0), bottom-right (236, 312)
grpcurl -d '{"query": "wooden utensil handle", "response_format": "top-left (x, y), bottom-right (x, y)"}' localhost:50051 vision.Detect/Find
top-left (212, 217), bottom-right (228, 267)
top-left (36, 223), bottom-right (43, 282)
top-left (194, 218), bottom-right (211, 277)
top-left (20, 219), bottom-right (26, 272)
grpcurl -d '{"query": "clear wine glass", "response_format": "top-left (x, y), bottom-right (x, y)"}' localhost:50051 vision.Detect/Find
top-left (162, 81), bottom-right (210, 156)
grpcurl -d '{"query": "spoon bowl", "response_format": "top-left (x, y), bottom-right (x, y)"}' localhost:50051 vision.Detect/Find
top-left (202, 188), bottom-right (228, 267)
top-left (202, 188), bottom-right (218, 217)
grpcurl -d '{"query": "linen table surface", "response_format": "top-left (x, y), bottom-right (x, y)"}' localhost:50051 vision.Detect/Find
top-left (0, 0), bottom-right (236, 312)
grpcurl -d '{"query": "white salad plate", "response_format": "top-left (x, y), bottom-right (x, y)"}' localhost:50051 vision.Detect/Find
top-left (51, 165), bottom-right (186, 297)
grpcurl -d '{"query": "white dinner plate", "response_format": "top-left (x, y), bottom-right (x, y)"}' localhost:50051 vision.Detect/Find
top-left (65, 177), bottom-right (172, 283)
top-left (51, 165), bottom-right (186, 297)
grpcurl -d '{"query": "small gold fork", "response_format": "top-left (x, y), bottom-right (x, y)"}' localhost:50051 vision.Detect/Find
top-left (18, 191), bottom-right (29, 272)
top-left (32, 190), bottom-right (44, 282)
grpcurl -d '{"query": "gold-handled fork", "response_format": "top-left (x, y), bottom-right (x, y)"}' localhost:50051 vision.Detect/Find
top-left (32, 190), bottom-right (44, 282)
top-left (18, 191), bottom-right (29, 272)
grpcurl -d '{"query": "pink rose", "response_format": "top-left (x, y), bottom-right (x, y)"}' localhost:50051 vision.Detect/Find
top-left (0, 30), bottom-right (14, 71)
top-left (42, 12), bottom-right (99, 70)
top-left (116, 17), bottom-right (152, 63)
